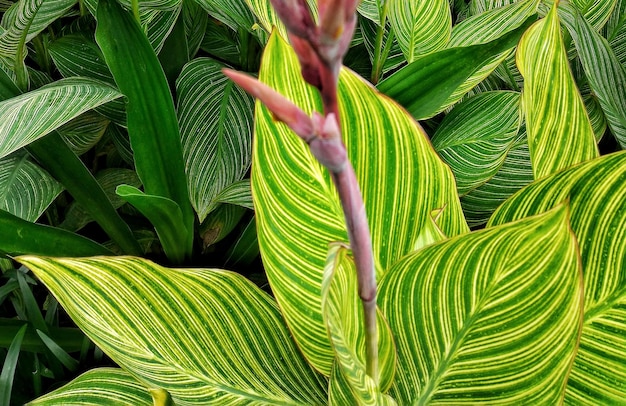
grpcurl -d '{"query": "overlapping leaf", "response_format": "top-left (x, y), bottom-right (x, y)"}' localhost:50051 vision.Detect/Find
top-left (194, 0), bottom-right (255, 33)
top-left (252, 32), bottom-right (467, 375)
top-left (0, 154), bottom-right (62, 222)
top-left (177, 58), bottom-right (253, 222)
top-left (17, 256), bottom-right (328, 404)
top-left (245, 0), bottom-right (317, 40)
top-left (387, 0), bottom-right (451, 63)
top-left (380, 205), bottom-right (583, 404)
top-left (432, 91), bottom-right (521, 195)
top-left (570, 0), bottom-right (618, 30)
top-left (57, 112), bottom-right (109, 156)
top-left (0, 77), bottom-right (122, 159)
top-left (489, 151), bottom-right (626, 403)
top-left (516, 1), bottom-right (598, 179)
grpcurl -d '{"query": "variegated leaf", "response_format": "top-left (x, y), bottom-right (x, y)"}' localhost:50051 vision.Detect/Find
top-left (489, 151), bottom-right (626, 404)
top-left (387, 0), bottom-right (451, 62)
top-left (0, 153), bottom-right (62, 222)
top-left (245, 0), bottom-right (317, 40)
top-left (57, 111), bottom-right (109, 156)
top-left (0, 77), bottom-right (122, 159)
top-left (18, 256), bottom-right (329, 404)
top-left (570, 0), bottom-right (618, 30)
top-left (177, 58), bottom-right (253, 222)
top-left (516, 1), bottom-right (598, 179)
top-left (252, 32), bottom-right (467, 375)
top-left (380, 205), bottom-right (583, 403)
top-left (193, 0), bottom-right (255, 33)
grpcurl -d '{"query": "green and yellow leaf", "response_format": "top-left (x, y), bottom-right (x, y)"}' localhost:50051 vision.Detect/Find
top-left (253, 32), bottom-right (467, 375)
top-left (516, 1), bottom-right (598, 179)
top-left (489, 151), bottom-right (626, 403)
top-left (17, 256), bottom-right (328, 404)
top-left (380, 205), bottom-right (583, 403)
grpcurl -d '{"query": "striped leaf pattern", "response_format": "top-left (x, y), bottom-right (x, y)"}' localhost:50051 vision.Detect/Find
top-left (488, 151), bottom-right (626, 403)
top-left (460, 138), bottom-right (533, 227)
top-left (321, 244), bottom-right (396, 404)
top-left (432, 91), bottom-right (521, 195)
top-left (570, 0), bottom-right (618, 30)
top-left (245, 0), bottom-right (317, 39)
top-left (516, 2), bottom-right (598, 179)
top-left (57, 112), bottom-right (109, 156)
top-left (253, 32), bottom-right (467, 375)
top-left (387, 0), bottom-right (451, 63)
top-left (199, 203), bottom-right (246, 248)
top-left (0, 77), bottom-right (122, 159)
top-left (28, 368), bottom-right (153, 405)
top-left (144, 7), bottom-right (182, 54)
top-left (564, 5), bottom-right (626, 149)
top-left (177, 58), bottom-right (253, 222)
top-left (329, 363), bottom-right (398, 406)
top-left (211, 179), bottom-right (253, 210)
top-left (379, 205), bottom-right (583, 404)
top-left (17, 256), bottom-right (328, 404)
top-left (0, 154), bottom-right (62, 222)
top-left (193, 0), bottom-right (255, 33)
top-left (357, 0), bottom-right (381, 24)
top-left (81, 0), bottom-right (181, 14)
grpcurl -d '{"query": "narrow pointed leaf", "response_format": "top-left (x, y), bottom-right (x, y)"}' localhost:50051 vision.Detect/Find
top-left (488, 151), bottom-right (626, 403)
top-left (224, 215), bottom-right (259, 267)
top-left (0, 324), bottom-right (27, 405)
top-left (380, 205), bottom-right (583, 403)
top-left (432, 91), bottom-right (521, 195)
top-left (0, 77), bottom-right (122, 159)
top-left (96, 0), bottom-right (194, 260)
top-left (387, 0), bottom-right (451, 62)
top-left (177, 58), bottom-right (253, 222)
top-left (321, 244), bottom-right (396, 403)
top-left (27, 368), bottom-right (153, 405)
top-left (17, 256), bottom-right (329, 404)
top-left (253, 32), bottom-right (467, 375)
top-left (516, 2), bottom-right (598, 179)
top-left (0, 154), bottom-right (62, 221)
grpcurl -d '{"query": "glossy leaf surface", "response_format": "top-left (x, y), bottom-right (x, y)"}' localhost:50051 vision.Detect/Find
top-left (252, 32), bottom-right (467, 375)
top-left (380, 205), bottom-right (583, 403)
top-left (17, 256), bottom-right (328, 404)
top-left (489, 151), bottom-right (626, 403)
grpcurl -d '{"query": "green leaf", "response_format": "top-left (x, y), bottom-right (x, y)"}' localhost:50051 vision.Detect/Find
top-left (0, 0), bottom-right (77, 89)
top-left (378, 17), bottom-right (534, 120)
top-left (412, 208), bottom-right (447, 251)
top-left (563, 5), bottom-right (626, 149)
top-left (35, 330), bottom-right (79, 372)
top-left (57, 112), bottom-right (109, 155)
top-left (27, 368), bottom-right (153, 405)
top-left (211, 179), bottom-right (253, 210)
top-left (0, 319), bottom-right (85, 353)
top-left (0, 209), bottom-right (113, 257)
top-left (0, 153), bottom-right (62, 221)
top-left (321, 244), bottom-right (396, 404)
top-left (253, 32), bottom-right (467, 375)
top-left (387, 0), bottom-right (451, 62)
top-left (516, 2), bottom-right (598, 179)
top-left (183, 1), bottom-right (208, 59)
top-left (224, 215), bottom-right (259, 267)
top-left (0, 77), bottom-right (122, 160)
top-left (432, 91), bottom-right (521, 195)
top-left (488, 151), bottom-right (626, 403)
top-left (570, 0), bottom-right (618, 30)
top-left (116, 185), bottom-right (188, 264)
top-left (380, 205), bottom-right (583, 403)
top-left (96, 0), bottom-right (194, 261)
top-left (198, 203), bottom-right (246, 249)
top-left (177, 58), bottom-right (253, 222)
top-left (245, 0), bottom-right (317, 40)
top-left (17, 256), bottom-right (329, 404)
top-left (0, 324), bottom-right (27, 405)
top-left (194, 0), bottom-right (255, 33)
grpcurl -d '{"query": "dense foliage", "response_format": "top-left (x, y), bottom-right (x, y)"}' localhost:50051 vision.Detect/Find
top-left (0, 0), bottom-right (624, 404)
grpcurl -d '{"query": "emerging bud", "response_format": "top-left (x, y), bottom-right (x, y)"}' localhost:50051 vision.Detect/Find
top-left (223, 69), bottom-right (314, 139)
top-left (289, 34), bottom-right (323, 89)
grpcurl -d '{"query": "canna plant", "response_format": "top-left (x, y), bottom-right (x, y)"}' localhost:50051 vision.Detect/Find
top-left (0, 0), bottom-right (625, 404)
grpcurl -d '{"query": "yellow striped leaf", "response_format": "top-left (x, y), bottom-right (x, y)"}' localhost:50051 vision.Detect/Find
top-left (329, 362), bottom-right (397, 406)
top-left (488, 151), bottom-right (626, 404)
top-left (17, 256), bottom-right (328, 404)
top-left (387, 0), bottom-right (451, 63)
top-left (516, 1), bottom-right (598, 179)
top-left (28, 368), bottom-right (153, 405)
top-left (321, 244), bottom-right (396, 404)
top-left (380, 205), bottom-right (583, 403)
top-left (253, 32), bottom-right (468, 375)
top-left (245, 0), bottom-right (317, 40)
top-left (570, 0), bottom-right (618, 30)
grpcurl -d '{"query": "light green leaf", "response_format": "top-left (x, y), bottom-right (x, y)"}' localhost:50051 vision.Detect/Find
top-left (0, 0), bottom-right (77, 88)
top-left (253, 32), bottom-right (467, 375)
top-left (412, 208), bottom-right (447, 251)
top-left (321, 244), bottom-right (396, 404)
top-left (388, 0), bottom-right (451, 62)
top-left (27, 368), bottom-right (153, 405)
top-left (0, 153), bottom-right (62, 222)
top-left (116, 185), bottom-right (188, 264)
top-left (357, 0), bottom-right (381, 24)
top-left (488, 151), bottom-right (626, 403)
top-left (516, 1), bottom-right (598, 179)
top-left (177, 58), bottom-right (253, 222)
top-left (380, 205), bottom-right (583, 403)
top-left (563, 4), bottom-right (626, 149)
top-left (245, 0), bottom-right (317, 40)
top-left (17, 256), bottom-right (329, 404)
top-left (211, 179), bottom-right (253, 210)
top-left (570, 0), bottom-right (618, 30)
top-left (432, 91), bottom-right (521, 195)
top-left (0, 77), bottom-right (122, 160)
top-left (329, 362), bottom-right (397, 406)
top-left (469, 0), bottom-right (519, 15)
